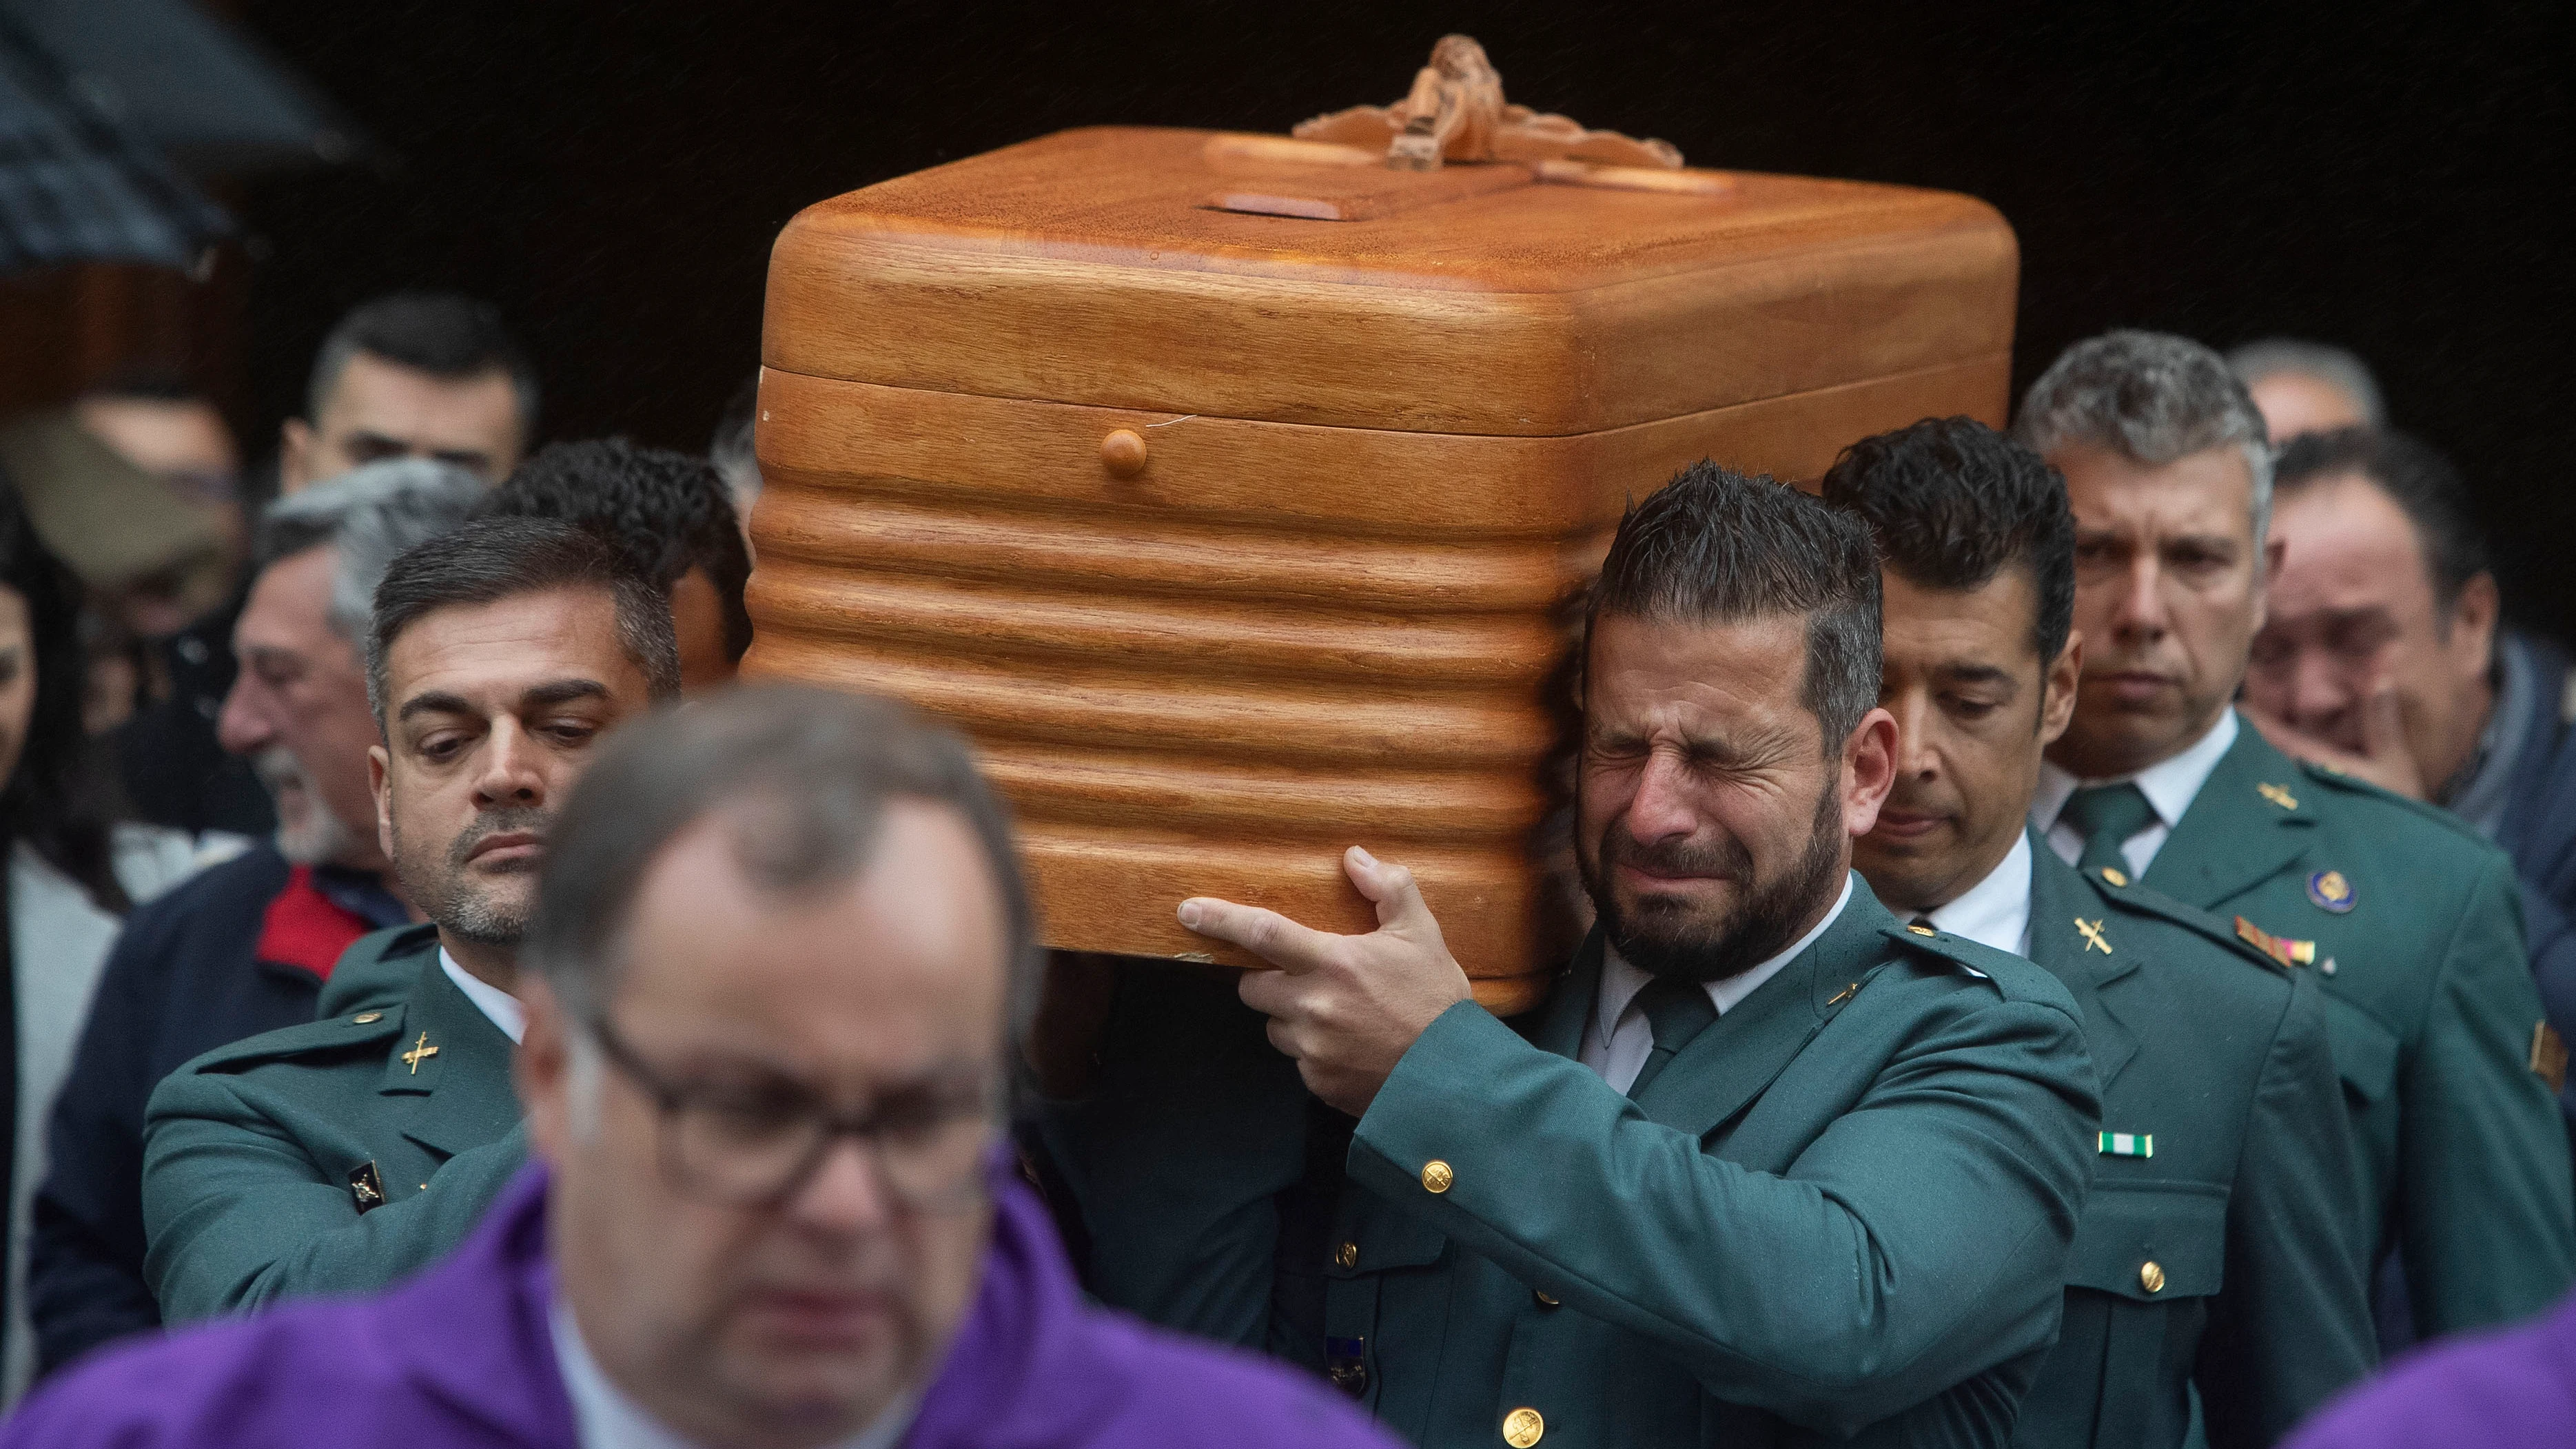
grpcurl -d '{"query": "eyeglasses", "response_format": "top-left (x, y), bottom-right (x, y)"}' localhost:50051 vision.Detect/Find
top-left (585, 1016), bottom-right (995, 1213)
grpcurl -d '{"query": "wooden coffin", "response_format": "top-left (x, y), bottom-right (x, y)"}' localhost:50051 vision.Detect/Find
top-left (748, 123), bottom-right (2016, 1014)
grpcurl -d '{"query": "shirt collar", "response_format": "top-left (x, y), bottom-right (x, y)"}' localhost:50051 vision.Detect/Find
top-left (549, 1291), bottom-right (913, 1449)
top-left (2442, 633), bottom-right (2526, 834)
top-left (1923, 831), bottom-right (2034, 958)
top-left (2034, 708), bottom-right (2239, 833)
top-left (1596, 872), bottom-right (1856, 1041)
top-left (439, 947), bottom-right (527, 1045)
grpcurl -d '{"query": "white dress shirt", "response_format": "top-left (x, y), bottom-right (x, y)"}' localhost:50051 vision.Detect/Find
top-left (438, 947), bottom-right (525, 1045)
top-left (1580, 874), bottom-right (1855, 1093)
top-left (2032, 709), bottom-right (2239, 878)
top-left (1922, 830), bottom-right (2034, 958)
top-left (551, 1293), bottom-right (911, 1449)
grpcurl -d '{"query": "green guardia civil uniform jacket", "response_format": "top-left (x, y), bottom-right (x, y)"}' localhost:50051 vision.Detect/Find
top-left (2010, 836), bottom-right (2374, 1449)
top-left (1044, 879), bottom-right (2102, 1448)
top-left (141, 925), bottom-right (529, 1322)
top-left (2129, 716), bottom-right (2576, 1337)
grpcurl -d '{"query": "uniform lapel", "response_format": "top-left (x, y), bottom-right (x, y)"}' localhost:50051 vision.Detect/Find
top-left (2027, 837), bottom-right (2143, 1090)
top-left (380, 949), bottom-right (522, 1161)
top-left (1532, 931), bottom-right (1605, 1060)
top-left (2142, 713), bottom-right (2319, 909)
top-left (1629, 881), bottom-right (1891, 1132)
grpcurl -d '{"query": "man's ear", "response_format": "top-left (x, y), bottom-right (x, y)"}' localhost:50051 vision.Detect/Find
top-left (2448, 572), bottom-right (2502, 672)
top-left (2039, 631), bottom-right (2084, 747)
top-left (369, 743), bottom-right (394, 862)
top-left (1841, 706), bottom-right (1900, 839)
top-left (515, 975), bottom-right (573, 1164)
top-left (279, 418), bottom-right (314, 493)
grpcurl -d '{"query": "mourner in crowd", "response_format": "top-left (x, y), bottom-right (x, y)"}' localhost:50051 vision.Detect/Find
top-left (477, 438), bottom-right (753, 692)
top-left (280, 291), bottom-right (538, 493)
top-left (1043, 463), bottom-right (2103, 1446)
top-left (0, 687), bottom-right (1402, 1449)
top-left (2241, 428), bottom-right (2576, 1124)
top-left (1823, 415), bottom-right (2375, 1446)
top-left (0, 485), bottom-right (205, 1407)
top-left (2015, 329), bottom-right (2576, 1342)
top-left (25, 460), bottom-right (479, 1377)
top-left (138, 518), bottom-right (676, 1322)
top-left (2226, 338), bottom-right (2385, 442)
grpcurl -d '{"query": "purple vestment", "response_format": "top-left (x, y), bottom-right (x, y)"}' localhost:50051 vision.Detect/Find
top-left (2287, 1289), bottom-right (2576, 1448)
top-left (1, 1164), bottom-right (1401, 1448)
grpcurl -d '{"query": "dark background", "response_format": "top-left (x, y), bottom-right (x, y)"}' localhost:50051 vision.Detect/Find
top-left (225, 0), bottom-right (2574, 629)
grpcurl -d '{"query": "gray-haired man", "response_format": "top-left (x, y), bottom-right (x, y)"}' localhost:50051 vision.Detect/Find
top-left (2021, 328), bottom-right (2574, 1341)
top-left (28, 461), bottom-right (482, 1376)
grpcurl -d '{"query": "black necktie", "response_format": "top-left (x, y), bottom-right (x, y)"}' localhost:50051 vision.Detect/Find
top-left (2061, 782), bottom-right (2157, 881)
top-left (1626, 977), bottom-right (1719, 1098)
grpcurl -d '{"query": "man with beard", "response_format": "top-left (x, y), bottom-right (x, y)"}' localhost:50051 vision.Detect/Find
top-left (2017, 329), bottom-right (2573, 1342)
top-left (1072, 463), bottom-right (2101, 1446)
top-left (27, 461), bottom-right (478, 1375)
top-left (1825, 416), bottom-right (2374, 1446)
top-left (139, 518), bottom-right (678, 1323)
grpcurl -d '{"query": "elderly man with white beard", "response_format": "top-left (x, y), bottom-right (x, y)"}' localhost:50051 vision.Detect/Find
top-left (23, 461), bottom-right (480, 1379)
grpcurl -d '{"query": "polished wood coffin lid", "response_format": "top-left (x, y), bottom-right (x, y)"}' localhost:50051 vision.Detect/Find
top-left (751, 124), bottom-right (2018, 1012)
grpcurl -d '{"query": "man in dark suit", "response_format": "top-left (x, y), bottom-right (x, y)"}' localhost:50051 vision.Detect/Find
top-left (1824, 415), bottom-right (2375, 1446)
top-left (2017, 329), bottom-right (2575, 1340)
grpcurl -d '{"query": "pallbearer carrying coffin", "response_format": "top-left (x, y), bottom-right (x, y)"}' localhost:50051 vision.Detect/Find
top-left (1043, 466), bottom-right (2103, 1448)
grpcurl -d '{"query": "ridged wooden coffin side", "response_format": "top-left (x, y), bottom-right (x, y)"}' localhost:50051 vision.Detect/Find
top-left (742, 362), bottom-right (2008, 1012)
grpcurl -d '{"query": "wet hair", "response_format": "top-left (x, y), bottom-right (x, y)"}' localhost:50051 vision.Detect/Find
top-left (524, 685), bottom-right (1039, 1049)
top-left (1586, 460), bottom-right (1882, 750)
top-left (308, 291), bottom-right (538, 434)
top-left (256, 458), bottom-right (485, 641)
top-left (2225, 338), bottom-right (2387, 429)
top-left (0, 476), bottom-right (131, 912)
top-left (365, 517), bottom-right (680, 728)
top-left (2016, 329), bottom-right (2274, 546)
top-left (2275, 427), bottom-right (2489, 613)
top-left (478, 438), bottom-right (753, 662)
top-left (1822, 417), bottom-right (2076, 665)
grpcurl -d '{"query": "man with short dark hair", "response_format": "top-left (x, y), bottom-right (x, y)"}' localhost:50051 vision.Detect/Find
top-left (2, 688), bottom-right (1404, 1449)
top-left (1056, 462), bottom-right (2102, 1445)
top-left (27, 460), bottom-right (478, 1374)
top-left (280, 291), bottom-right (538, 492)
top-left (478, 438), bottom-right (753, 690)
top-left (2019, 329), bottom-right (2575, 1341)
top-left (139, 517), bottom-right (677, 1321)
top-left (1824, 415), bottom-right (2374, 1446)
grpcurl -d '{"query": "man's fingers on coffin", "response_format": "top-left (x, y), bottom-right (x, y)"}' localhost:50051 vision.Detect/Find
top-left (1179, 896), bottom-right (1331, 972)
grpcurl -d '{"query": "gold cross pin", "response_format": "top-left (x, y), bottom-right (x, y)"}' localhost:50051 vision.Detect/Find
top-left (400, 1032), bottom-right (440, 1075)
top-left (2256, 782), bottom-right (2299, 810)
top-left (2075, 917), bottom-right (2114, 954)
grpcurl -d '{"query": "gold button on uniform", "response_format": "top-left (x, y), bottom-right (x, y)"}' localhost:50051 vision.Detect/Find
top-left (1421, 1159), bottom-right (1454, 1193)
top-left (2099, 867), bottom-right (2127, 887)
top-left (350, 1011), bottom-right (382, 1025)
top-left (1335, 1241), bottom-right (1360, 1269)
top-left (2139, 1260), bottom-right (2166, 1293)
top-left (1906, 924), bottom-right (1936, 936)
top-left (1532, 1288), bottom-right (1560, 1308)
top-left (1502, 1406), bottom-right (1545, 1447)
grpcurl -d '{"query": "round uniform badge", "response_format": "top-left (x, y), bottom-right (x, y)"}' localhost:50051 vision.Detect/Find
top-left (2306, 869), bottom-right (2357, 914)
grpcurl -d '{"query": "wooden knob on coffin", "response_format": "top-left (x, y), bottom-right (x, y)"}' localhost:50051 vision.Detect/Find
top-left (1101, 429), bottom-right (1149, 477)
